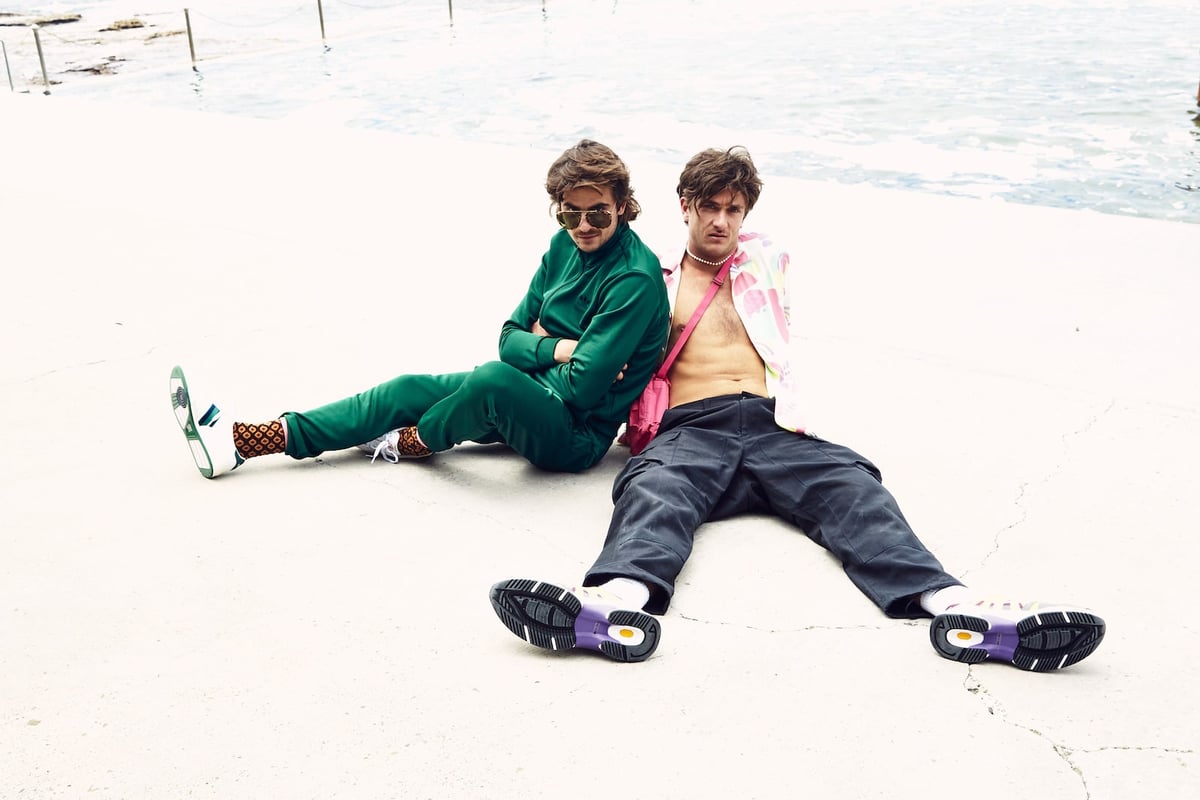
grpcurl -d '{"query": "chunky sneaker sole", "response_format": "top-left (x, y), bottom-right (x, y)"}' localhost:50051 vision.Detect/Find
top-left (169, 365), bottom-right (242, 479)
top-left (930, 606), bottom-right (1105, 672)
top-left (489, 579), bottom-right (660, 663)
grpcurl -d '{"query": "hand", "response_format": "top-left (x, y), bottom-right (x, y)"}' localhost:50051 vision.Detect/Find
top-left (532, 320), bottom-right (623, 379)
top-left (553, 338), bottom-right (578, 363)
top-left (533, 319), bottom-right (578, 364)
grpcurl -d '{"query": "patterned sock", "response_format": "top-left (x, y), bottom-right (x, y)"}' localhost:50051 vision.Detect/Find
top-left (232, 419), bottom-right (287, 459)
top-left (395, 426), bottom-right (433, 457)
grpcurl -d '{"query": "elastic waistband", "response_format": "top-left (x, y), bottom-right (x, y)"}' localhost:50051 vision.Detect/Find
top-left (671, 392), bottom-right (773, 413)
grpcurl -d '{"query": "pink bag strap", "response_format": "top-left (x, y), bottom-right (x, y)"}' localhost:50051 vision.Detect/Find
top-left (655, 250), bottom-right (737, 379)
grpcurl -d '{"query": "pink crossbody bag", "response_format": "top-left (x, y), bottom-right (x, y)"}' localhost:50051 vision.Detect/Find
top-left (623, 252), bottom-right (736, 455)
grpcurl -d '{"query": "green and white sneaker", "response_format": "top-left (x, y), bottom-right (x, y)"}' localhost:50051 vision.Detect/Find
top-left (169, 365), bottom-right (242, 479)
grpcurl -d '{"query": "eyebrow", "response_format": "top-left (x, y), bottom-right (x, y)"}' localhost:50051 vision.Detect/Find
top-left (563, 201), bottom-right (612, 211)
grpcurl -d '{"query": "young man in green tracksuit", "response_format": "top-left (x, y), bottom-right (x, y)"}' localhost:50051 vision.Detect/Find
top-left (170, 139), bottom-right (670, 477)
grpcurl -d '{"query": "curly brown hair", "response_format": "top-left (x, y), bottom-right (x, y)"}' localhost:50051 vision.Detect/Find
top-left (545, 139), bottom-right (641, 223)
top-left (676, 146), bottom-right (763, 213)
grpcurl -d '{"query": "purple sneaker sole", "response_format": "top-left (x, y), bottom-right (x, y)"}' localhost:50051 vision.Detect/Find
top-left (489, 578), bottom-right (660, 663)
top-left (930, 608), bottom-right (1105, 672)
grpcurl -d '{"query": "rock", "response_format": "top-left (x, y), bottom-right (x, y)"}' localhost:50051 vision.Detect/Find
top-left (101, 19), bottom-right (146, 32)
top-left (64, 56), bottom-right (126, 75)
top-left (0, 13), bottom-right (83, 27)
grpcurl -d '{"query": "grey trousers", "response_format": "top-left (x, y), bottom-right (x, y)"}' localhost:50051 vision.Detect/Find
top-left (584, 394), bottom-right (961, 617)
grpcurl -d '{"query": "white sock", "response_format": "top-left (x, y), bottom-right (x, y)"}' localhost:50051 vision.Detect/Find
top-left (920, 585), bottom-right (973, 616)
top-left (598, 577), bottom-right (651, 610)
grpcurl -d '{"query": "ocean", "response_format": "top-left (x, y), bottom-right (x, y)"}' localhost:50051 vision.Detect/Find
top-left (3, 0), bottom-right (1199, 223)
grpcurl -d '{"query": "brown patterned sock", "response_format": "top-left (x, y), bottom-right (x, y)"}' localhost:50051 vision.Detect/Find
top-left (232, 419), bottom-right (287, 459)
top-left (395, 426), bottom-right (433, 457)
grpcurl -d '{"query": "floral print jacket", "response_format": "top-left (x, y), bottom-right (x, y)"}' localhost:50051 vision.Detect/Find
top-left (662, 231), bottom-right (804, 433)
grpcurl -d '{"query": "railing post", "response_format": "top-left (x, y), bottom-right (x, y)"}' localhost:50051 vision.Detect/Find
top-left (2, 40), bottom-right (13, 92)
top-left (317, 0), bottom-right (327, 45)
top-left (448, 0), bottom-right (454, 24)
top-left (184, 8), bottom-right (197, 70)
top-left (32, 25), bottom-right (50, 95)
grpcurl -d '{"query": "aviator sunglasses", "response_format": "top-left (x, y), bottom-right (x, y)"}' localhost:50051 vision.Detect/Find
top-left (555, 207), bottom-right (614, 230)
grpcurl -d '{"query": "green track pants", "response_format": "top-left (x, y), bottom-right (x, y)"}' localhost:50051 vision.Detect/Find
top-left (282, 360), bottom-right (610, 473)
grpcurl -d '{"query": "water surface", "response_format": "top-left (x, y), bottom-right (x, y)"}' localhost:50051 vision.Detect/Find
top-left (5, 0), bottom-right (1198, 223)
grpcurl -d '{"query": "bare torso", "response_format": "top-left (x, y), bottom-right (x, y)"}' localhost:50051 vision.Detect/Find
top-left (666, 260), bottom-right (768, 407)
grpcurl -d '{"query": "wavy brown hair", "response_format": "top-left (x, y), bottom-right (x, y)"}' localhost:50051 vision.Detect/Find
top-left (676, 146), bottom-right (763, 213)
top-left (545, 139), bottom-right (641, 223)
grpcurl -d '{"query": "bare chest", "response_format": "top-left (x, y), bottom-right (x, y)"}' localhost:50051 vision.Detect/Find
top-left (670, 274), bottom-right (748, 348)
top-left (665, 268), bottom-right (767, 399)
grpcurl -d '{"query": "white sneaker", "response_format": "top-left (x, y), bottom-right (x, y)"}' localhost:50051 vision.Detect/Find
top-left (357, 428), bottom-right (433, 462)
top-left (358, 430), bottom-right (400, 463)
top-left (169, 365), bottom-right (242, 479)
top-left (930, 598), bottom-right (1105, 672)
top-left (489, 578), bottom-right (661, 662)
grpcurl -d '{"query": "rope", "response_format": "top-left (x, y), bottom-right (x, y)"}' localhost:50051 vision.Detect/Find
top-left (331, 0), bottom-right (411, 9)
top-left (112, 11), bottom-right (179, 18)
top-left (17, 1), bottom-right (541, 88)
top-left (190, 5), bottom-right (311, 29)
top-left (21, 12), bottom-right (181, 47)
top-left (32, 25), bottom-right (102, 48)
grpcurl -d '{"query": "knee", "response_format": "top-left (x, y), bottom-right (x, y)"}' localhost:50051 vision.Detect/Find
top-left (613, 460), bottom-right (685, 506)
top-left (459, 361), bottom-right (528, 404)
top-left (466, 360), bottom-right (521, 390)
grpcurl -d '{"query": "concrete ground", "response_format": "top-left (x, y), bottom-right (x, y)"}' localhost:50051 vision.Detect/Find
top-left (2, 93), bottom-right (1198, 799)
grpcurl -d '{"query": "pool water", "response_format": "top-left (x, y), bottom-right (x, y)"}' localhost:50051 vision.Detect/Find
top-left (6, 0), bottom-right (1199, 223)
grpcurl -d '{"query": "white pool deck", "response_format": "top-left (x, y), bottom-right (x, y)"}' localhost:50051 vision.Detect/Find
top-left (2, 93), bottom-right (1198, 799)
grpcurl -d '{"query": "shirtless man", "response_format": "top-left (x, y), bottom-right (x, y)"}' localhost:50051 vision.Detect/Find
top-left (488, 146), bottom-right (1106, 671)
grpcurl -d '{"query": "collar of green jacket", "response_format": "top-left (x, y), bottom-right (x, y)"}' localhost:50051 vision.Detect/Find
top-left (577, 221), bottom-right (631, 267)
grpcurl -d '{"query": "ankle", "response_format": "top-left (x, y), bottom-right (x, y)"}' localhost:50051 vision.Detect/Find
top-left (920, 584), bottom-right (973, 616)
top-left (395, 426), bottom-right (433, 457)
top-left (592, 578), bottom-right (651, 610)
top-left (232, 419), bottom-right (287, 459)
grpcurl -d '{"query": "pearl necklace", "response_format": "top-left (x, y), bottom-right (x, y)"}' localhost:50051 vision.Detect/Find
top-left (686, 247), bottom-right (736, 267)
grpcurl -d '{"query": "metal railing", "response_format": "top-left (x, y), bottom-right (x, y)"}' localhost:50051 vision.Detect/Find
top-left (2, 39), bottom-right (13, 92)
top-left (3, 1), bottom-right (540, 95)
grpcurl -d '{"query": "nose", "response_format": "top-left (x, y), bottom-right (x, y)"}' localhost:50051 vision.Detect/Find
top-left (576, 215), bottom-right (603, 234)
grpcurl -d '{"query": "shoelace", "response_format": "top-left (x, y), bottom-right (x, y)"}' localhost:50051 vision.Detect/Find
top-left (571, 587), bottom-right (629, 612)
top-left (369, 436), bottom-right (400, 464)
top-left (945, 598), bottom-right (1045, 618)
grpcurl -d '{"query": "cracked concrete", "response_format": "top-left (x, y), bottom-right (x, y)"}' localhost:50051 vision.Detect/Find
top-left (2, 93), bottom-right (1198, 799)
top-left (971, 398), bottom-right (1120, 577)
